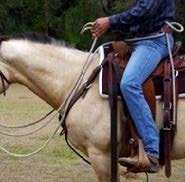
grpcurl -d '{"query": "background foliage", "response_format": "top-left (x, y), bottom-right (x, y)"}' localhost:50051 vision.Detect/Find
top-left (0, 0), bottom-right (184, 52)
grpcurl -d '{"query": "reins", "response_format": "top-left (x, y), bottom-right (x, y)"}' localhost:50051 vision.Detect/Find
top-left (0, 109), bottom-right (54, 129)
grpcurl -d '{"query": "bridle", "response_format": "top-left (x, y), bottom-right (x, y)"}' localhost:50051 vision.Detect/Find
top-left (0, 69), bottom-right (10, 96)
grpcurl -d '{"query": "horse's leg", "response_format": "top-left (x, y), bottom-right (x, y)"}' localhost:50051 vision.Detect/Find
top-left (88, 147), bottom-right (120, 182)
top-left (88, 147), bottom-right (111, 182)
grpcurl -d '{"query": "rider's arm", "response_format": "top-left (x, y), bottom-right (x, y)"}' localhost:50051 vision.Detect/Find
top-left (109, 0), bottom-right (162, 31)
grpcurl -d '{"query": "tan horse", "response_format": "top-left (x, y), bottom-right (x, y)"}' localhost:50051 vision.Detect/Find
top-left (0, 33), bottom-right (185, 182)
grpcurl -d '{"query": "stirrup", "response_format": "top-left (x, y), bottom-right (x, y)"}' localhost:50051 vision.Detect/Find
top-left (119, 139), bottom-right (151, 171)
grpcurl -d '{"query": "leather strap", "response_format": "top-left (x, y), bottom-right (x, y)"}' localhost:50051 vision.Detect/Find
top-left (107, 52), bottom-right (119, 182)
top-left (60, 58), bottom-right (108, 166)
top-left (163, 59), bottom-right (172, 178)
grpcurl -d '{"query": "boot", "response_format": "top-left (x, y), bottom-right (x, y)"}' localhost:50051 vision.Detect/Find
top-left (119, 139), bottom-right (159, 173)
top-left (119, 155), bottom-right (160, 173)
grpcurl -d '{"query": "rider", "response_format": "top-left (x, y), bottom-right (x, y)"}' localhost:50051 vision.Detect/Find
top-left (92, 0), bottom-right (175, 172)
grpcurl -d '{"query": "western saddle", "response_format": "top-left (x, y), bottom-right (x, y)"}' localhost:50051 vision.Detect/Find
top-left (101, 40), bottom-right (185, 179)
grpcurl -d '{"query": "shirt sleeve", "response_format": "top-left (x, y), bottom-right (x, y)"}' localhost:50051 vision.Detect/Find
top-left (109, 0), bottom-right (162, 31)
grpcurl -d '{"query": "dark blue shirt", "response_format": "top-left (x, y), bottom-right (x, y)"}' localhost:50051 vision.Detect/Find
top-left (109, 0), bottom-right (176, 35)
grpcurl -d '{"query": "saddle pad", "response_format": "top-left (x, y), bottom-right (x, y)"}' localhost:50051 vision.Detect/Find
top-left (99, 45), bottom-right (185, 99)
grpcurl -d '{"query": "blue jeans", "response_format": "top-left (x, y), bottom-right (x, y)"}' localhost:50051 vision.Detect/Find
top-left (120, 34), bottom-right (174, 158)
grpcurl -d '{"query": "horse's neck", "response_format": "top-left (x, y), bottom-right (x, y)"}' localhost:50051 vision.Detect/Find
top-left (0, 40), bottom-right (92, 108)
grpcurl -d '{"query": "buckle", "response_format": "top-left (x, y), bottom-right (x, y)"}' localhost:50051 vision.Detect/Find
top-left (163, 102), bottom-right (172, 110)
top-left (84, 80), bottom-right (92, 90)
top-left (163, 125), bottom-right (172, 131)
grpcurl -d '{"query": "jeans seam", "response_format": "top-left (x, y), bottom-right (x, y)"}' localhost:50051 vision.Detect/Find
top-left (134, 53), bottom-right (156, 144)
top-left (134, 51), bottom-right (153, 85)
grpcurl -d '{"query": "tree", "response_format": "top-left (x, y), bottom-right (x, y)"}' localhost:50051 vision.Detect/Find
top-left (0, 0), bottom-right (184, 52)
top-left (44, 0), bottom-right (49, 34)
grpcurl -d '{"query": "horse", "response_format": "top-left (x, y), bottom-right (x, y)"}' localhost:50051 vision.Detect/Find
top-left (0, 33), bottom-right (185, 182)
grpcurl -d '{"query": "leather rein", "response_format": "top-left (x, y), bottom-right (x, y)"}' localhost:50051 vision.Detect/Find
top-left (0, 69), bottom-right (10, 96)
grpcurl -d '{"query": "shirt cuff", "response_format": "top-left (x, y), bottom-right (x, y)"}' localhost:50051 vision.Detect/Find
top-left (108, 15), bottom-right (130, 32)
top-left (108, 15), bottom-right (119, 30)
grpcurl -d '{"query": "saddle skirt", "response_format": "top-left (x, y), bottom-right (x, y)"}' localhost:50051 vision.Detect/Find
top-left (99, 41), bottom-right (185, 99)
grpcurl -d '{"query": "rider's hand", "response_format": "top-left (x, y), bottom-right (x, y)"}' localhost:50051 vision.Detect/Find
top-left (92, 17), bottom-right (110, 38)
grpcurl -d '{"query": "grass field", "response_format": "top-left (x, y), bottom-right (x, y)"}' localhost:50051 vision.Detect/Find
top-left (0, 85), bottom-right (185, 182)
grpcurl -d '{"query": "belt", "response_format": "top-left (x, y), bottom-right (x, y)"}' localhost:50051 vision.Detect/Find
top-left (134, 25), bottom-right (172, 37)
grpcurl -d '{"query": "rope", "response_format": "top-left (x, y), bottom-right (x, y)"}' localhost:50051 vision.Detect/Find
top-left (165, 21), bottom-right (184, 33)
top-left (125, 32), bottom-right (165, 42)
top-left (0, 113), bottom-right (56, 137)
top-left (0, 123), bottom-right (61, 158)
top-left (0, 109), bottom-right (54, 129)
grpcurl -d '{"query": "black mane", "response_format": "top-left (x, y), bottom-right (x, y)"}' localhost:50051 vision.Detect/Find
top-left (0, 32), bottom-right (58, 45)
